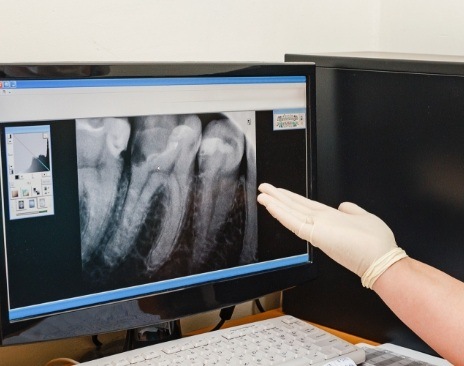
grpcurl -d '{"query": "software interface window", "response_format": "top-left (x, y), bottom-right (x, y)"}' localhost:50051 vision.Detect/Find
top-left (5, 125), bottom-right (54, 220)
top-left (0, 75), bottom-right (309, 325)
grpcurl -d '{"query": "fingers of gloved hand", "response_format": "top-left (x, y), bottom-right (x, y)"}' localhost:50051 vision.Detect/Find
top-left (257, 193), bottom-right (314, 240)
top-left (258, 184), bottom-right (313, 217)
top-left (258, 193), bottom-right (310, 221)
top-left (257, 192), bottom-right (313, 226)
top-left (277, 187), bottom-right (330, 212)
top-left (258, 183), bottom-right (323, 215)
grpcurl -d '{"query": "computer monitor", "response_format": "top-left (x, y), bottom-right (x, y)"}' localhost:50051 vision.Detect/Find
top-left (0, 63), bottom-right (316, 346)
top-left (283, 52), bottom-right (464, 356)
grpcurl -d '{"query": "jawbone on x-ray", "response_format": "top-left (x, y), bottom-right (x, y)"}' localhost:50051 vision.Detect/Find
top-left (77, 113), bottom-right (257, 287)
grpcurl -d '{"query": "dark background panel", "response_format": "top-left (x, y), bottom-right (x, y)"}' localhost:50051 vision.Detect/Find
top-left (283, 53), bottom-right (464, 356)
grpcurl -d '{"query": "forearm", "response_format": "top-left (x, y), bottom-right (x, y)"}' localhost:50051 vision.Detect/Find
top-left (373, 257), bottom-right (464, 365)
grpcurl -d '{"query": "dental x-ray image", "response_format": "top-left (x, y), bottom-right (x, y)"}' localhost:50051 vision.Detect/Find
top-left (76, 113), bottom-right (257, 289)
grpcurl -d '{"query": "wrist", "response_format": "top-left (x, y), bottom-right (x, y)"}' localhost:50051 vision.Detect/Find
top-left (361, 247), bottom-right (408, 289)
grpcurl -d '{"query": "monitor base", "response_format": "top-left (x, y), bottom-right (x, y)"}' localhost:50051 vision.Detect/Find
top-left (79, 320), bottom-right (182, 362)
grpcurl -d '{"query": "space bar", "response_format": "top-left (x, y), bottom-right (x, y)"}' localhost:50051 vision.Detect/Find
top-left (281, 356), bottom-right (356, 366)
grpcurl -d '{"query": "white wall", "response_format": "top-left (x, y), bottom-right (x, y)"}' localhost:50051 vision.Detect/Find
top-left (2, 1), bottom-right (464, 67)
top-left (0, 0), bottom-right (377, 63)
top-left (377, 0), bottom-right (464, 56)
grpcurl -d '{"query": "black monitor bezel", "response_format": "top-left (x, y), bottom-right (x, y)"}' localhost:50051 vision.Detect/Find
top-left (0, 62), bottom-right (317, 345)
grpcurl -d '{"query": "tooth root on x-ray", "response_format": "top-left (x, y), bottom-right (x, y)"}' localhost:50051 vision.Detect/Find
top-left (103, 114), bottom-right (202, 268)
top-left (239, 138), bottom-right (258, 264)
top-left (77, 117), bottom-right (131, 263)
top-left (190, 118), bottom-right (246, 269)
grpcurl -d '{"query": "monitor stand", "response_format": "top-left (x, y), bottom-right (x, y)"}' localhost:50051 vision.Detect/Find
top-left (79, 320), bottom-right (182, 362)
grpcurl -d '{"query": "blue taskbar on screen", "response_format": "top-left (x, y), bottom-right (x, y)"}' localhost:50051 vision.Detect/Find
top-left (10, 254), bottom-right (309, 321)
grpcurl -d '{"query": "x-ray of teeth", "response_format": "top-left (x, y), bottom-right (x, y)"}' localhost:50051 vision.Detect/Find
top-left (77, 112), bottom-right (257, 288)
top-left (76, 117), bottom-right (131, 263)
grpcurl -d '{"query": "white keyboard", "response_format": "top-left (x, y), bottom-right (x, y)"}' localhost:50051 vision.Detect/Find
top-left (80, 315), bottom-right (366, 365)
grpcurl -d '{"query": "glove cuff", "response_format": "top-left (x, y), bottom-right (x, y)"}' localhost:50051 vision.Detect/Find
top-left (361, 247), bottom-right (408, 289)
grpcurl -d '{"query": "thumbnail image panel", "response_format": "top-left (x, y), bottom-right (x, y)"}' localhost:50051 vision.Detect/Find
top-left (5, 125), bottom-right (55, 220)
top-left (77, 112), bottom-right (257, 289)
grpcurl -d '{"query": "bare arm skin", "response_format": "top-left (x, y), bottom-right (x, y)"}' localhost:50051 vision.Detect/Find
top-left (373, 258), bottom-right (464, 365)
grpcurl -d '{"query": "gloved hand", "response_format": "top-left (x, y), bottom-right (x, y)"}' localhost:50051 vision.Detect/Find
top-left (257, 183), bottom-right (407, 288)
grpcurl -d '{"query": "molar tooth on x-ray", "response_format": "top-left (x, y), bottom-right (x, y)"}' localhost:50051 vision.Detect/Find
top-left (77, 117), bottom-right (131, 264)
top-left (190, 117), bottom-right (246, 270)
top-left (103, 114), bottom-right (202, 269)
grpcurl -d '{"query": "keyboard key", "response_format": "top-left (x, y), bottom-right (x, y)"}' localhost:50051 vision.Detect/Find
top-left (332, 342), bottom-right (358, 355)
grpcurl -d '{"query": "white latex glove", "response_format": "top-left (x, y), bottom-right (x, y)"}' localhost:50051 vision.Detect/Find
top-left (257, 183), bottom-right (407, 287)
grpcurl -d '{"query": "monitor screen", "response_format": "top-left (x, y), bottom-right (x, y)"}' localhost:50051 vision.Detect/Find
top-left (0, 63), bottom-right (316, 345)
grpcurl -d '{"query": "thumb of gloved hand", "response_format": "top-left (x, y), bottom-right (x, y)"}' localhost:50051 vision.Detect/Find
top-left (257, 183), bottom-right (401, 279)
